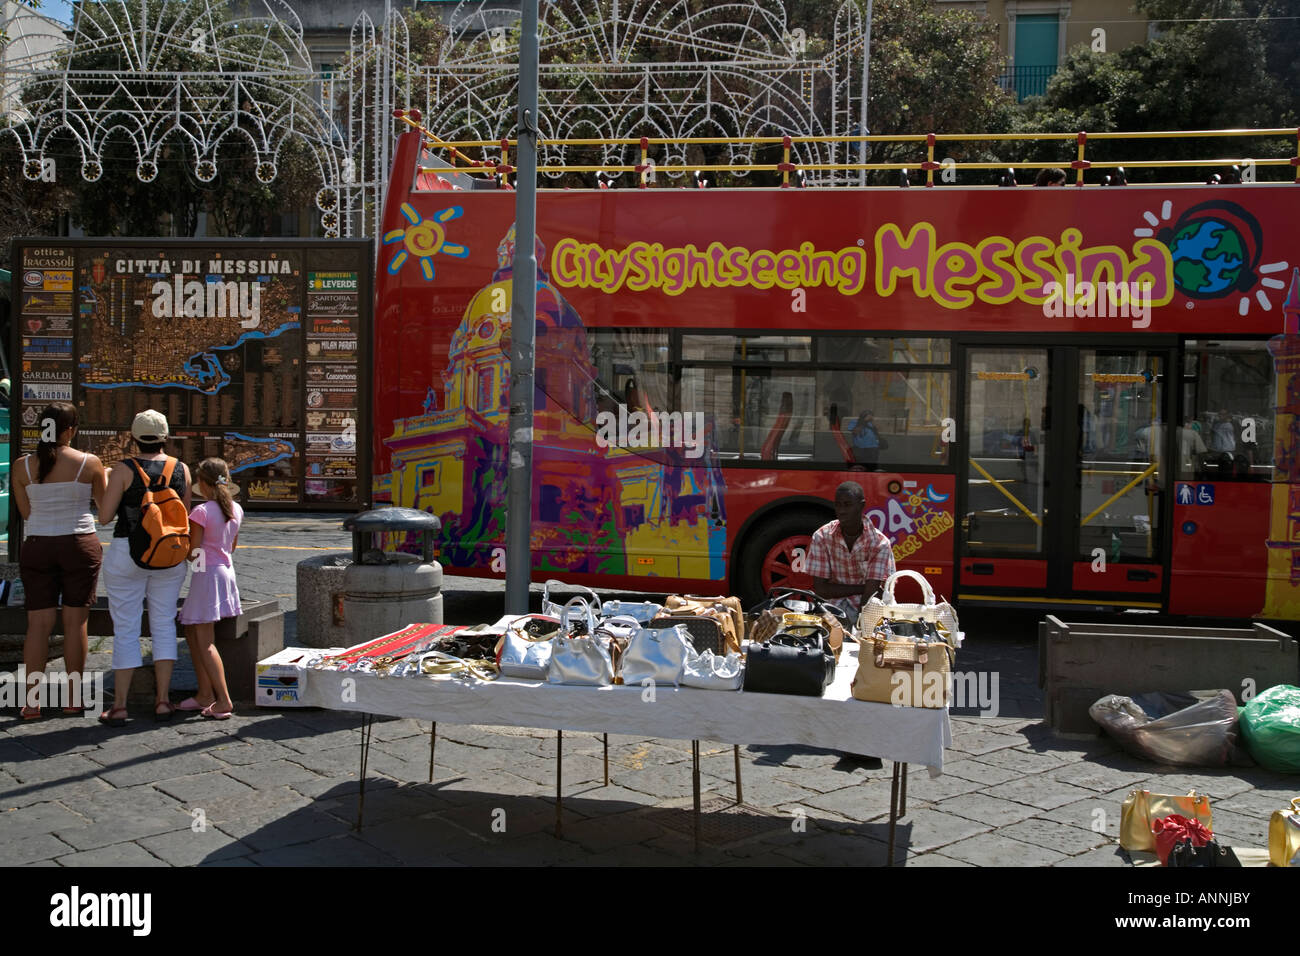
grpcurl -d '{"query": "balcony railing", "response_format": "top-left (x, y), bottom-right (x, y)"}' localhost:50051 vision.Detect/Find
top-left (998, 64), bottom-right (1058, 101)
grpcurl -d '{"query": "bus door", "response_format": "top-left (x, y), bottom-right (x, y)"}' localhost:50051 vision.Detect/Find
top-left (958, 345), bottom-right (1172, 609)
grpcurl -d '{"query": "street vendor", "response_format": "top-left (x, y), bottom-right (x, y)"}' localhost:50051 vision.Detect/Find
top-left (806, 481), bottom-right (895, 618)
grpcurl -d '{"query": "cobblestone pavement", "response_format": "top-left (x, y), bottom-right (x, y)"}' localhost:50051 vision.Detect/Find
top-left (2, 513), bottom-right (1296, 866)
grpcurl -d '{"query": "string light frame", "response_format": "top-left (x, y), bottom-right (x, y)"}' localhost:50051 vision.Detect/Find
top-left (0, 0), bottom-right (864, 237)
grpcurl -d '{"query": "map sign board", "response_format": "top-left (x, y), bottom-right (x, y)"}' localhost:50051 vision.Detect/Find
top-left (9, 239), bottom-right (372, 513)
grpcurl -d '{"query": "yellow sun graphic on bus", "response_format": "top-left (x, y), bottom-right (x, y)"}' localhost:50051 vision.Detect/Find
top-left (383, 203), bottom-right (469, 281)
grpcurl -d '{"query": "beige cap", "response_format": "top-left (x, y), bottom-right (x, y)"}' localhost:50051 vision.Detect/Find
top-left (192, 478), bottom-right (242, 499)
top-left (131, 409), bottom-right (169, 442)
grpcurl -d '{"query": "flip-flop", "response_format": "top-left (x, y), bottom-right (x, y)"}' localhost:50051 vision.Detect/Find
top-left (200, 704), bottom-right (234, 721)
top-left (20, 706), bottom-right (41, 720)
top-left (154, 701), bottom-right (176, 722)
top-left (98, 707), bottom-right (128, 727)
top-left (176, 697), bottom-right (208, 712)
top-left (61, 706), bottom-right (84, 715)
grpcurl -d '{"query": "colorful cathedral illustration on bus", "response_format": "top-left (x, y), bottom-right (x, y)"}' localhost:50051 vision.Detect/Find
top-left (376, 225), bottom-right (728, 581)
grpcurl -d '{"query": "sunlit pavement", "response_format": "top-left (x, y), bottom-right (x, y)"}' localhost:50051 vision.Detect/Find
top-left (0, 513), bottom-right (1291, 866)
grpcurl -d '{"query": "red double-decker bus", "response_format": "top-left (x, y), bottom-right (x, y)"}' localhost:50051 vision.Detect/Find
top-left (373, 125), bottom-right (1300, 621)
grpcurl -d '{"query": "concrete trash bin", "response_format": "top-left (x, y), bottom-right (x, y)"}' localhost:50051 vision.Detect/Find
top-left (340, 507), bottom-right (443, 646)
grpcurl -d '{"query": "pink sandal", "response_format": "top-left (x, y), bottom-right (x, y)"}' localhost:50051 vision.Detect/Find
top-left (200, 704), bottom-right (234, 720)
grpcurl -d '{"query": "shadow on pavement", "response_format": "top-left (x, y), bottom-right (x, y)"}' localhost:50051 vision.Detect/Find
top-left (196, 774), bottom-right (911, 866)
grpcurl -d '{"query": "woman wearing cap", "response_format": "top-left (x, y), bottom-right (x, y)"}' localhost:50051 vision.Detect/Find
top-left (97, 410), bottom-right (192, 725)
top-left (11, 402), bottom-right (108, 719)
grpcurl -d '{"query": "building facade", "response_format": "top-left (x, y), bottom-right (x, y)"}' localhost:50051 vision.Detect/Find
top-left (938, 0), bottom-right (1151, 99)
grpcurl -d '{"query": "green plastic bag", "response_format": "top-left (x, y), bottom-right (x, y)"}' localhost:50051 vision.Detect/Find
top-left (1239, 685), bottom-right (1300, 773)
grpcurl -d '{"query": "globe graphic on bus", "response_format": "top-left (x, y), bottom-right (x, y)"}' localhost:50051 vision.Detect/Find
top-left (1168, 218), bottom-right (1247, 297)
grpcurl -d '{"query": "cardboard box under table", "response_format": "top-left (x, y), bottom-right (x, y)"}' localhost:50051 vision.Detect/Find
top-left (256, 646), bottom-right (345, 708)
top-left (297, 638), bottom-right (951, 863)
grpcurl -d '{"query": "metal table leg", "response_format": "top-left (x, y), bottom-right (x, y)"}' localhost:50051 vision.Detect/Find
top-left (734, 744), bottom-right (743, 804)
top-left (428, 721), bottom-right (437, 782)
top-left (555, 729), bottom-right (564, 838)
top-left (887, 760), bottom-right (901, 867)
top-left (355, 713), bottom-right (374, 831)
top-left (603, 732), bottom-right (609, 787)
top-left (692, 739), bottom-right (701, 853)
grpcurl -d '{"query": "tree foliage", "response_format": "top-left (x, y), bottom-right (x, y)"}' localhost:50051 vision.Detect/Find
top-left (1018, 0), bottom-right (1298, 181)
top-left (4, 0), bottom-right (324, 240)
top-left (859, 0), bottom-right (1017, 183)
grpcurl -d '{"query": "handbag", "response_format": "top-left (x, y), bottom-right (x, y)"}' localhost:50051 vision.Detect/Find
top-left (600, 599), bottom-right (664, 623)
top-left (681, 647), bottom-right (744, 691)
top-left (621, 624), bottom-right (692, 687)
top-left (1268, 797), bottom-right (1300, 867)
top-left (749, 602), bottom-right (846, 660)
top-left (660, 595), bottom-right (743, 653)
top-left (548, 596), bottom-right (614, 686)
top-left (428, 630), bottom-right (501, 662)
top-left (1167, 839), bottom-right (1241, 868)
top-left (541, 579), bottom-right (600, 623)
top-left (593, 614), bottom-right (641, 682)
top-left (1153, 813), bottom-right (1213, 866)
top-left (748, 587), bottom-right (851, 635)
top-left (1119, 789), bottom-right (1213, 852)
top-left (744, 623), bottom-right (836, 697)
top-left (859, 570), bottom-right (961, 649)
top-left (495, 614), bottom-right (561, 680)
top-left (851, 625), bottom-right (955, 708)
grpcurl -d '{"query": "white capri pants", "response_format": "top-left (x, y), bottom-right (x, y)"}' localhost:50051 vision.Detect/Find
top-left (103, 542), bottom-right (188, 669)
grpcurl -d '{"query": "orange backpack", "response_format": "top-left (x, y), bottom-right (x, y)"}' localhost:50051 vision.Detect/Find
top-left (128, 458), bottom-right (190, 570)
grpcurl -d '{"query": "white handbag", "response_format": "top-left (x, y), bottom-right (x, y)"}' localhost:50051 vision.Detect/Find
top-left (859, 570), bottom-right (962, 648)
top-left (541, 579), bottom-right (601, 618)
top-left (496, 614), bottom-right (561, 680)
top-left (548, 596), bottom-right (614, 686)
top-left (600, 599), bottom-right (664, 623)
top-left (622, 624), bottom-right (691, 687)
top-left (681, 647), bottom-right (744, 691)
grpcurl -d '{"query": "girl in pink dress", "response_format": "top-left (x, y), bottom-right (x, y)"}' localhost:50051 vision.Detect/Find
top-left (178, 458), bottom-right (243, 719)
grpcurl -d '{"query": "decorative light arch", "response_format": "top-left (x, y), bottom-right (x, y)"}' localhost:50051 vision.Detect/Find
top-left (1, 0), bottom-right (865, 238)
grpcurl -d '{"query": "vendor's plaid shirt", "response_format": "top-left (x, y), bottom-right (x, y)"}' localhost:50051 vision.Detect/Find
top-left (805, 519), bottom-right (896, 614)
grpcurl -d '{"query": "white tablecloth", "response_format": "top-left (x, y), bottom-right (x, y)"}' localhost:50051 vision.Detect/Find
top-left (300, 642), bottom-right (952, 773)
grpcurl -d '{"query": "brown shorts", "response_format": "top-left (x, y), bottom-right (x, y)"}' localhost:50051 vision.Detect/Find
top-left (19, 533), bottom-right (103, 610)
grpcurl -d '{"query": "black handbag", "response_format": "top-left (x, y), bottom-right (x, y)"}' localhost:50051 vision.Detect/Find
top-left (875, 618), bottom-right (944, 643)
top-left (744, 624), bottom-right (836, 697)
top-left (1167, 839), bottom-right (1241, 867)
top-left (430, 631), bottom-right (502, 662)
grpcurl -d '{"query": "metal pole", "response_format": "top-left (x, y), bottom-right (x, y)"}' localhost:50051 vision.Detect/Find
top-left (378, 0), bottom-right (393, 240)
top-left (860, 0), bottom-right (873, 188)
top-left (505, 0), bottom-right (540, 614)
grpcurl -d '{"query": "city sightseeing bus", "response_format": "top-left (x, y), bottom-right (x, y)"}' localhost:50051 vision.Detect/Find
top-left (372, 122), bottom-right (1300, 621)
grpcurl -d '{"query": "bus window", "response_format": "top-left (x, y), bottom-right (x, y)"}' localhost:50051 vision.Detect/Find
top-left (1181, 341), bottom-right (1273, 482)
top-left (586, 329), bottom-right (673, 421)
top-left (816, 336), bottom-right (951, 365)
top-left (819, 369), bottom-right (951, 468)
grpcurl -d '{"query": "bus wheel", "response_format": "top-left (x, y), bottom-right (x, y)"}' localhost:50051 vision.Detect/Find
top-left (734, 509), bottom-right (827, 607)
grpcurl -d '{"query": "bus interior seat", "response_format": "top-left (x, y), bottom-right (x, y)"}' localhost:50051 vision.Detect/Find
top-left (761, 391), bottom-right (794, 460)
top-left (829, 416), bottom-right (855, 463)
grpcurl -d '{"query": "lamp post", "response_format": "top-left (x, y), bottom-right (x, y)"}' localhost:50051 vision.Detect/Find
top-left (504, 0), bottom-right (540, 614)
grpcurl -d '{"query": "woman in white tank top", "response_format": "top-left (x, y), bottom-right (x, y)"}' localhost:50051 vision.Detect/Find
top-left (12, 402), bottom-right (108, 719)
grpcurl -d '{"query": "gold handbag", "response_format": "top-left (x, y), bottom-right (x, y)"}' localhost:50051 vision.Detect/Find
top-left (851, 632), bottom-right (953, 708)
top-left (1119, 789), bottom-right (1212, 852)
top-left (1268, 798), bottom-right (1300, 867)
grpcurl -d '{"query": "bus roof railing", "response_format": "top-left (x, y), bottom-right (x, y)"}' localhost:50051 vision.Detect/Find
top-left (393, 110), bottom-right (1300, 187)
